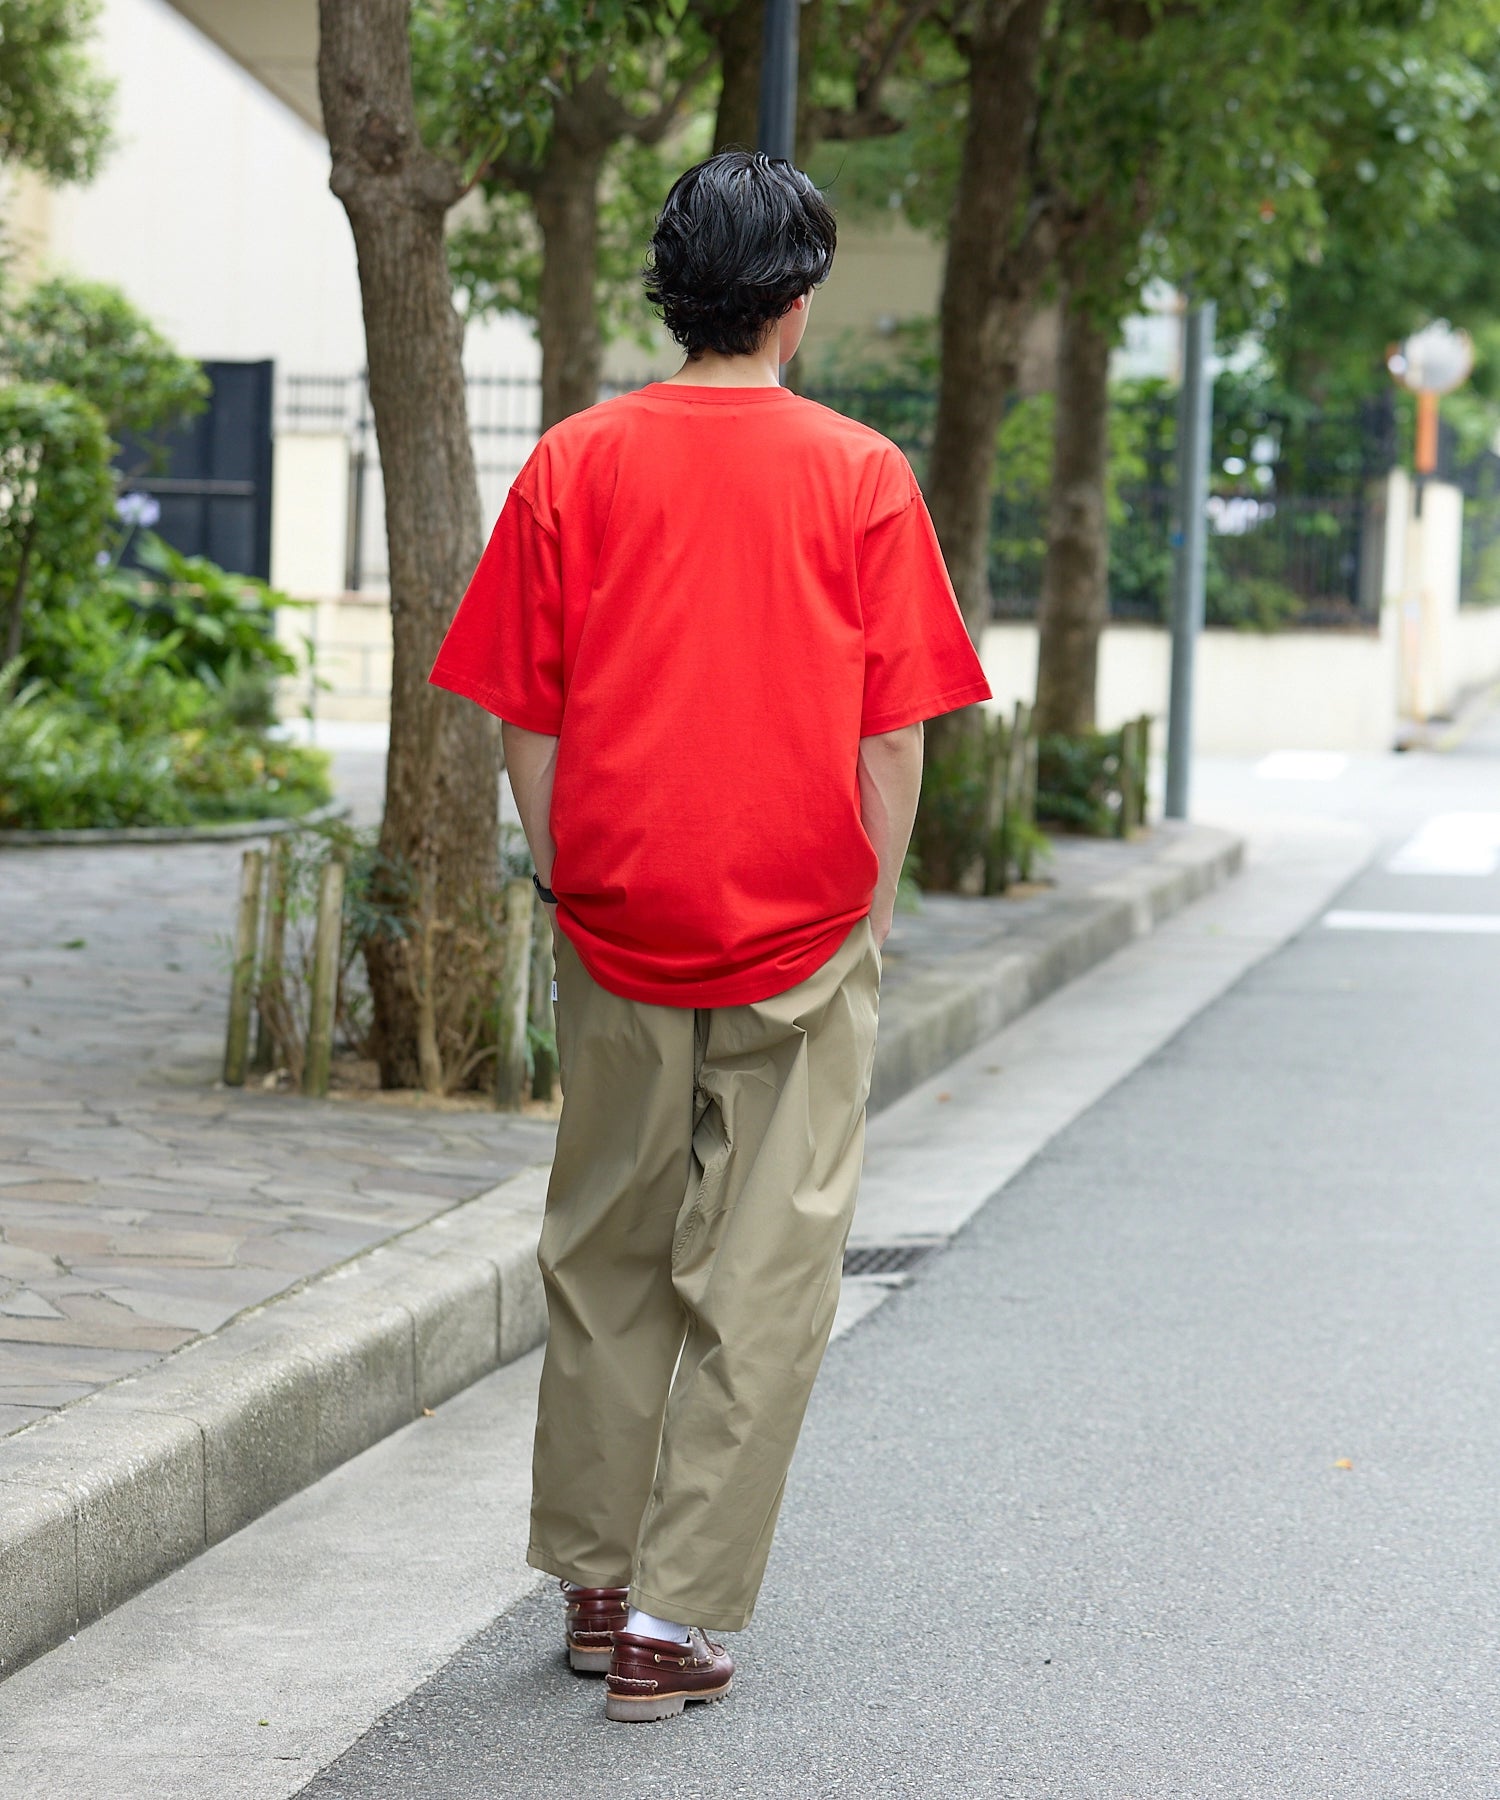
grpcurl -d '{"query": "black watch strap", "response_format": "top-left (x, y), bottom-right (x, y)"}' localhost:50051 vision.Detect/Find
top-left (533, 872), bottom-right (557, 906)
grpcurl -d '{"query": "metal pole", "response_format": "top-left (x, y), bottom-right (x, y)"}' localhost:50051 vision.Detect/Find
top-left (1165, 299), bottom-right (1216, 820)
top-left (757, 0), bottom-right (798, 162)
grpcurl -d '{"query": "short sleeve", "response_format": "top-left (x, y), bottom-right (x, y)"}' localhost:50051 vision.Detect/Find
top-left (859, 465), bottom-right (992, 735)
top-left (428, 480), bottom-right (564, 733)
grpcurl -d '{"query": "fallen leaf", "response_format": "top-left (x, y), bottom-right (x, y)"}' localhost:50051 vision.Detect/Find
top-left (422, 1407), bottom-right (435, 1417)
top-left (936, 1092), bottom-right (951, 1103)
top-left (1333, 1458), bottom-right (1354, 1470)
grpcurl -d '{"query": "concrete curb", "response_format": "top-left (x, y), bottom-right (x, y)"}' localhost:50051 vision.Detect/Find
top-left (0, 800), bottom-right (350, 850)
top-left (0, 822), bottom-right (1242, 1678)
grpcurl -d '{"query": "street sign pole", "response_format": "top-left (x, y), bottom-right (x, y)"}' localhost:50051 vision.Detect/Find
top-left (757, 0), bottom-right (798, 163)
top-left (1165, 299), bottom-right (1216, 821)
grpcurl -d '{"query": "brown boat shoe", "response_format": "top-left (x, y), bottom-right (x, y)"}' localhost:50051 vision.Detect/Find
top-left (604, 1626), bottom-right (735, 1723)
top-left (561, 1581), bottom-right (630, 1674)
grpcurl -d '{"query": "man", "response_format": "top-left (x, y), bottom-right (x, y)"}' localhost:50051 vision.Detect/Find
top-left (430, 150), bottom-right (990, 1723)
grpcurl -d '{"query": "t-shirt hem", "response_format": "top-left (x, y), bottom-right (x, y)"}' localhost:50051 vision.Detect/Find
top-left (861, 677), bottom-right (994, 735)
top-left (428, 659), bottom-right (562, 735)
top-left (559, 913), bottom-right (867, 1008)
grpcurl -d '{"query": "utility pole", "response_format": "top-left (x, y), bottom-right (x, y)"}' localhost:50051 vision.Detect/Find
top-left (757, 0), bottom-right (798, 162)
top-left (1165, 299), bottom-right (1216, 820)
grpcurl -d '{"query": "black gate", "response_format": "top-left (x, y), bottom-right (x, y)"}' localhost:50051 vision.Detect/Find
top-left (116, 359), bottom-right (274, 580)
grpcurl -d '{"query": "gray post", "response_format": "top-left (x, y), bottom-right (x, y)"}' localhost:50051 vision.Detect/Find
top-left (1165, 299), bottom-right (1216, 820)
top-left (757, 0), bottom-right (799, 162)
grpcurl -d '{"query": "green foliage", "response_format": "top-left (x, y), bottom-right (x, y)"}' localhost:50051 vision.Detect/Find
top-left (0, 0), bottom-right (113, 183)
top-left (128, 533), bottom-right (298, 685)
top-left (910, 716), bottom-right (988, 893)
top-left (168, 725), bottom-right (329, 824)
top-left (413, 0), bottom-right (713, 351)
top-left (0, 380), bottom-right (114, 649)
top-left (910, 713), bottom-right (1053, 894)
top-left (1035, 731), bottom-right (1120, 837)
top-left (0, 664), bottom-right (184, 829)
top-left (2, 276), bottom-right (210, 439)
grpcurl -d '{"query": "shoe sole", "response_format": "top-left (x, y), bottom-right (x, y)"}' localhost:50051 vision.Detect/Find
top-left (604, 1680), bottom-right (732, 1723)
top-left (568, 1644), bottom-right (613, 1675)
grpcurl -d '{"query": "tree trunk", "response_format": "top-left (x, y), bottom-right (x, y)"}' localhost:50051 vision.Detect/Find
top-left (710, 0), bottom-right (765, 150)
top-left (318, 0), bottom-right (500, 1089)
top-left (924, 0), bottom-right (1049, 647)
top-left (531, 90), bottom-right (610, 431)
top-left (1033, 289), bottom-right (1112, 736)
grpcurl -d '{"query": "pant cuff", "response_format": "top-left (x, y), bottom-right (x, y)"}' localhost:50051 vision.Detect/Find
top-left (629, 1582), bottom-right (753, 1635)
top-left (527, 1542), bottom-right (632, 1589)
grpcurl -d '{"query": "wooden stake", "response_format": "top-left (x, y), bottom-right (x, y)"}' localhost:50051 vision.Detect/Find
top-left (1119, 719), bottom-right (1142, 836)
top-left (496, 876), bottom-right (534, 1111)
top-left (252, 837), bottom-right (289, 1075)
top-left (223, 848), bottom-right (264, 1087)
top-left (982, 713), bottom-right (1010, 895)
top-left (1135, 713), bottom-right (1152, 828)
top-left (1017, 730), bottom-right (1040, 880)
top-left (302, 855), bottom-right (345, 1098)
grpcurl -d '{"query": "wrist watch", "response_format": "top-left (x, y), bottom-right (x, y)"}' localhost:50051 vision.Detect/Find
top-left (533, 873), bottom-right (557, 906)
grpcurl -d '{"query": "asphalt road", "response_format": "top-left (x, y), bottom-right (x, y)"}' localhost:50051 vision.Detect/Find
top-left (296, 760), bottom-right (1500, 1796)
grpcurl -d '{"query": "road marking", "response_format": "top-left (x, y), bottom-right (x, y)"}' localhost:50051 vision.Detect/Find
top-left (1254, 751), bottom-right (1349, 781)
top-left (1324, 909), bottom-right (1500, 934)
top-left (1386, 812), bottom-right (1500, 876)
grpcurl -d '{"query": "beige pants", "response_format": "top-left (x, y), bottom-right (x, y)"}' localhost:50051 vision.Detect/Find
top-left (527, 918), bottom-right (881, 1632)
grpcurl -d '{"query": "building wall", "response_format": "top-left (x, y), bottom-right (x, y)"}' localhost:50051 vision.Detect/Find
top-left (7, 0), bottom-right (534, 375)
top-left (978, 618), bottom-right (1402, 756)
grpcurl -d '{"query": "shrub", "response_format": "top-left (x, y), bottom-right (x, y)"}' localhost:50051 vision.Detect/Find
top-left (0, 381), bottom-right (114, 664)
top-left (0, 668), bottom-right (185, 829)
top-left (1035, 731), bottom-right (1121, 835)
top-left (2, 275), bottom-right (209, 440)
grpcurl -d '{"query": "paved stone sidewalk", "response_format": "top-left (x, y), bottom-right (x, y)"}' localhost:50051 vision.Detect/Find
top-left (0, 823), bottom-right (1193, 1440)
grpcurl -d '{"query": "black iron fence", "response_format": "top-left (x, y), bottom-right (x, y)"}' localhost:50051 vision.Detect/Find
top-left (280, 369), bottom-right (1395, 626)
top-left (1446, 434), bottom-right (1500, 609)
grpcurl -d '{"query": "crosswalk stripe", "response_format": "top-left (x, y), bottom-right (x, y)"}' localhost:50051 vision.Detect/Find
top-left (1323, 909), bottom-right (1500, 934)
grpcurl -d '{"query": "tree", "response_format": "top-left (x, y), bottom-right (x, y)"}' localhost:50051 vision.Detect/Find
top-left (318, 0), bottom-right (499, 1089)
top-left (417, 2), bottom-right (712, 430)
top-left (0, 0), bottom-right (112, 183)
top-left (924, 0), bottom-right (1050, 647)
top-left (2, 275), bottom-right (208, 437)
top-left (1032, 0), bottom-right (1500, 734)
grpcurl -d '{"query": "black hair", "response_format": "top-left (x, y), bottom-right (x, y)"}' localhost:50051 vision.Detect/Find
top-left (643, 150), bottom-right (837, 359)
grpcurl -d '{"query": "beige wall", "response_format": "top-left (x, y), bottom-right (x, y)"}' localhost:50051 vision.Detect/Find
top-left (980, 617), bottom-right (1403, 757)
top-left (12, 0), bottom-right (535, 377)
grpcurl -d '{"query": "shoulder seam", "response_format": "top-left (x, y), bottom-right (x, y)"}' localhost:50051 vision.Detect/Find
top-left (511, 471), bottom-right (560, 544)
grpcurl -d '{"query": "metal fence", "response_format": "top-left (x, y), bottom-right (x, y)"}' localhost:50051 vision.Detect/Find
top-left (1448, 437), bottom-right (1500, 609)
top-left (280, 370), bottom-right (1393, 626)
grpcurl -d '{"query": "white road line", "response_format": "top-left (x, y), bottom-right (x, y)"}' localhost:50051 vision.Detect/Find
top-left (1386, 812), bottom-right (1500, 876)
top-left (1324, 909), bottom-right (1500, 934)
top-left (1254, 751), bottom-right (1349, 781)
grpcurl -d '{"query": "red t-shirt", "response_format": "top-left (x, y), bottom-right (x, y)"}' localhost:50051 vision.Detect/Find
top-left (429, 382), bottom-right (991, 1006)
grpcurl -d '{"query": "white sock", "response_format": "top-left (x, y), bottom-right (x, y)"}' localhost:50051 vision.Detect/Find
top-left (626, 1606), bottom-right (691, 1644)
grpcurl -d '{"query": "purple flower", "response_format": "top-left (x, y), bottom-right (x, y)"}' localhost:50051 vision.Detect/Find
top-left (115, 492), bottom-right (162, 528)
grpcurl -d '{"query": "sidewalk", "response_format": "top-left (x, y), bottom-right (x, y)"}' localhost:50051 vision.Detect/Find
top-left (0, 815), bottom-right (1241, 1674)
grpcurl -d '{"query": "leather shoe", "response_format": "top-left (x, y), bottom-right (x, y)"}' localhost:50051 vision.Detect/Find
top-left (561, 1580), bottom-right (629, 1674)
top-left (604, 1627), bottom-right (734, 1722)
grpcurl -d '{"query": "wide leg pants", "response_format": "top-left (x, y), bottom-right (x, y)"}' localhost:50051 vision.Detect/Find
top-left (526, 918), bottom-right (882, 1632)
